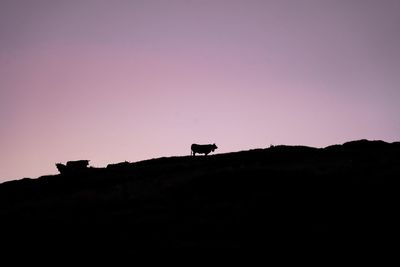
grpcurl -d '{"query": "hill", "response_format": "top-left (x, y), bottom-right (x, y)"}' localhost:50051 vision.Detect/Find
top-left (0, 139), bottom-right (399, 248)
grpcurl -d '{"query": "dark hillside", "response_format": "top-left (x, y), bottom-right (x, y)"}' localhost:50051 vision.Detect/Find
top-left (0, 139), bottom-right (399, 248)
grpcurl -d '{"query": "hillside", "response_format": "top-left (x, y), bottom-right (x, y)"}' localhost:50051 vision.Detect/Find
top-left (1, 140), bottom-right (399, 248)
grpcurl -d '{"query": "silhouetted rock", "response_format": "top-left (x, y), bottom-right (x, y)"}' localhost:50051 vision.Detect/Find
top-left (342, 139), bottom-right (390, 149)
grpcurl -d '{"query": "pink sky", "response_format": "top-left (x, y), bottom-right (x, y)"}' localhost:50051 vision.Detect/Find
top-left (1, 0), bottom-right (400, 182)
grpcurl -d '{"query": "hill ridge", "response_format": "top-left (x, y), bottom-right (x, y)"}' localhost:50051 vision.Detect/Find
top-left (0, 139), bottom-right (399, 247)
top-left (3, 138), bottom-right (398, 185)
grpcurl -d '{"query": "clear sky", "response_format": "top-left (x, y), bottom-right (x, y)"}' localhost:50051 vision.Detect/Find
top-left (1, 0), bottom-right (399, 182)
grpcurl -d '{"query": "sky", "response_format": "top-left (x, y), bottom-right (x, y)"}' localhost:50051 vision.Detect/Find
top-left (1, 0), bottom-right (400, 182)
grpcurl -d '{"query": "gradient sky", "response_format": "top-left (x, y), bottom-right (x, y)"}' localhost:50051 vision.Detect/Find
top-left (1, 0), bottom-right (400, 182)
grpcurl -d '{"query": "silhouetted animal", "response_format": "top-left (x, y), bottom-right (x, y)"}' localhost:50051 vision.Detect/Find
top-left (55, 163), bottom-right (67, 174)
top-left (67, 160), bottom-right (90, 168)
top-left (191, 143), bottom-right (218, 156)
top-left (56, 160), bottom-right (90, 174)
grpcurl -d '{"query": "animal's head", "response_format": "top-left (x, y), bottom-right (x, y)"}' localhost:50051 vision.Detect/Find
top-left (212, 143), bottom-right (218, 151)
top-left (55, 163), bottom-right (66, 173)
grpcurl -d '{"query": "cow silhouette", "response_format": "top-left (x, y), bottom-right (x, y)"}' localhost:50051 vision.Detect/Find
top-left (191, 143), bottom-right (218, 156)
top-left (56, 160), bottom-right (90, 174)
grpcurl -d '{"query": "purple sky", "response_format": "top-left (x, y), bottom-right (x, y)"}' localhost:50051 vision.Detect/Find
top-left (1, 0), bottom-right (400, 182)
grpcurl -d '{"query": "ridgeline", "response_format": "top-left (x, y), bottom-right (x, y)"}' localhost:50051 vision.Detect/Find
top-left (1, 140), bottom-right (399, 248)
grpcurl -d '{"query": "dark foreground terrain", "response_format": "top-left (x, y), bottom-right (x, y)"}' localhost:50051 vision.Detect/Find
top-left (1, 140), bottom-right (399, 248)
